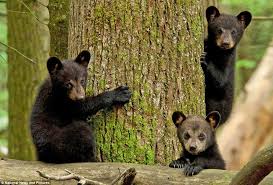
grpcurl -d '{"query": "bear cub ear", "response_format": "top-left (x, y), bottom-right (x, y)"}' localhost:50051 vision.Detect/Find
top-left (75, 50), bottom-right (91, 68)
top-left (237, 11), bottom-right (252, 29)
top-left (172, 111), bottom-right (186, 127)
top-left (206, 6), bottom-right (220, 23)
top-left (206, 111), bottom-right (221, 129)
top-left (47, 57), bottom-right (63, 75)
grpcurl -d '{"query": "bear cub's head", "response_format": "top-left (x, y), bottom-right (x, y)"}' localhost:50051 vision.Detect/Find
top-left (172, 111), bottom-right (221, 155)
top-left (206, 6), bottom-right (252, 50)
top-left (47, 50), bottom-right (91, 101)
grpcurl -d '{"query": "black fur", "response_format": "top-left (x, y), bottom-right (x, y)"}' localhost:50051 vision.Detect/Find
top-left (169, 111), bottom-right (225, 176)
top-left (202, 6), bottom-right (252, 124)
top-left (170, 142), bottom-right (225, 176)
top-left (30, 50), bottom-right (132, 163)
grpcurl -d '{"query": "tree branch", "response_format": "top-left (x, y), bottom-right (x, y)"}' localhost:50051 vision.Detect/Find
top-left (230, 145), bottom-right (273, 185)
top-left (0, 41), bottom-right (36, 64)
top-left (252, 16), bottom-right (273, 21)
top-left (0, 54), bottom-right (6, 62)
top-left (7, 10), bottom-right (28, 14)
top-left (17, 0), bottom-right (48, 25)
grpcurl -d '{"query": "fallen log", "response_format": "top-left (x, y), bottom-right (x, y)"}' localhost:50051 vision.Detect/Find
top-left (1, 159), bottom-right (273, 185)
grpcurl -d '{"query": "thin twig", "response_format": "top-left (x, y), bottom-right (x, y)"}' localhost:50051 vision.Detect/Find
top-left (37, 170), bottom-right (76, 181)
top-left (0, 54), bottom-right (6, 62)
top-left (253, 16), bottom-right (273, 21)
top-left (18, 0), bottom-right (47, 25)
top-left (7, 10), bottom-right (28, 14)
top-left (36, 0), bottom-right (48, 7)
top-left (37, 168), bottom-right (136, 185)
top-left (0, 41), bottom-right (36, 64)
top-left (37, 169), bottom-right (106, 185)
top-left (64, 169), bottom-right (106, 185)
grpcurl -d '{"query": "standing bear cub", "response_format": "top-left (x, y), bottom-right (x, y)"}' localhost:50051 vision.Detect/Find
top-left (169, 111), bottom-right (225, 176)
top-left (31, 50), bottom-right (132, 163)
top-left (202, 6), bottom-right (252, 124)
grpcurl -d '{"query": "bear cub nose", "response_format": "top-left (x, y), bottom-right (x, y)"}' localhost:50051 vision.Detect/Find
top-left (190, 145), bottom-right (197, 152)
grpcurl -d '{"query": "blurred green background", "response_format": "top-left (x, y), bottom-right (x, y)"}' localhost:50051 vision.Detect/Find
top-left (0, 0), bottom-right (272, 156)
top-left (0, 1), bottom-right (7, 156)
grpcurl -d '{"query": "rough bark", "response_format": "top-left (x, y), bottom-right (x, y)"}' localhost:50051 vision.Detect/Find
top-left (7, 0), bottom-right (49, 160)
top-left (219, 39), bottom-right (273, 170)
top-left (48, 0), bottom-right (70, 59)
top-left (68, 0), bottom-right (204, 164)
top-left (203, 0), bottom-right (218, 8)
top-left (230, 145), bottom-right (273, 185)
top-left (1, 159), bottom-right (273, 185)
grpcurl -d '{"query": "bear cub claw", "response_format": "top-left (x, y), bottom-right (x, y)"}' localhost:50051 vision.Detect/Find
top-left (169, 159), bottom-right (187, 169)
top-left (112, 86), bottom-right (132, 104)
top-left (184, 164), bottom-right (203, 176)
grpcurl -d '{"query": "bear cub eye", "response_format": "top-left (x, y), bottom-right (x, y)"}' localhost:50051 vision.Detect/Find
top-left (217, 28), bottom-right (223, 34)
top-left (198, 133), bottom-right (206, 141)
top-left (80, 79), bottom-right (85, 86)
top-left (183, 132), bottom-right (190, 140)
top-left (65, 82), bottom-right (73, 89)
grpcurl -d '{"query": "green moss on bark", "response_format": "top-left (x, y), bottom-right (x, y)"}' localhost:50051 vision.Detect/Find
top-left (48, 0), bottom-right (69, 59)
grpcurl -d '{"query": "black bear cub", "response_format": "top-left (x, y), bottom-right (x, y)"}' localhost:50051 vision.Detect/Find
top-left (202, 6), bottom-right (252, 124)
top-left (31, 50), bottom-right (131, 163)
top-left (169, 111), bottom-right (225, 176)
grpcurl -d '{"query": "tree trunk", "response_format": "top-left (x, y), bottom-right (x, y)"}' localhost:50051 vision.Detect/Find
top-left (219, 39), bottom-right (273, 170)
top-left (7, 0), bottom-right (50, 160)
top-left (68, 0), bottom-right (205, 164)
top-left (48, 0), bottom-right (70, 59)
top-left (203, 0), bottom-right (218, 8)
top-left (1, 159), bottom-right (273, 185)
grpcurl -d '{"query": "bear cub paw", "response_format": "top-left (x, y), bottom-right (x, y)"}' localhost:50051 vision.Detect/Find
top-left (169, 159), bottom-right (187, 169)
top-left (112, 86), bottom-right (132, 105)
top-left (184, 164), bottom-right (203, 176)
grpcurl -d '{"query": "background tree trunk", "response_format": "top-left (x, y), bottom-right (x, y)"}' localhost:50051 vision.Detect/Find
top-left (7, 0), bottom-right (50, 160)
top-left (69, 0), bottom-right (205, 164)
top-left (48, 0), bottom-right (70, 59)
top-left (203, 0), bottom-right (218, 8)
top-left (219, 38), bottom-right (273, 170)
